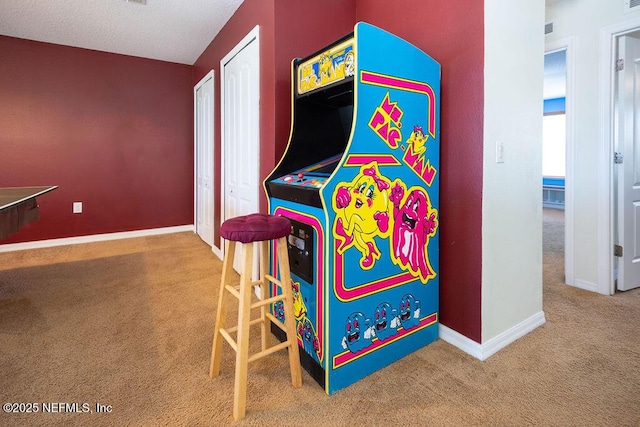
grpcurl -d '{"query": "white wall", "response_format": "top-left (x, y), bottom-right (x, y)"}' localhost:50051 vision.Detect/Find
top-left (482, 0), bottom-right (545, 343)
top-left (546, 0), bottom-right (640, 291)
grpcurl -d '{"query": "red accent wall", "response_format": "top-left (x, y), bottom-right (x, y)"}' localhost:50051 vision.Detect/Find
top-left (0, 36), bottom-right (194, 244)
top-left (193, 0), bottom-right (355, 245)
top-left (356, 0), bottom-right (484, 342)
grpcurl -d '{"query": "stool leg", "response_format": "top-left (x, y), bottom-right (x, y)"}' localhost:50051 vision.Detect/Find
top-left (210, 240), bottom-right (236, 378)
top-left (233, 242), bottom-right (254, 421)
top-left (276, 237), bottom-right (303, 389)
top-left (259, 240), bottom-right (270, 351)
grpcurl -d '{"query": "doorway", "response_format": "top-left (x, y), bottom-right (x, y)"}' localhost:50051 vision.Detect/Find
top-left (194, 71), bottom-right (216, 252)
top-left (220, 26), bottom-right (260, 273)
top-left (544, 39), bottom-right (574, 287)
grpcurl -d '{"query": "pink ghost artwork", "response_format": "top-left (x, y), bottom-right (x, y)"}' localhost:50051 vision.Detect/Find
top-left (390, 182), bottom-right (438, 283)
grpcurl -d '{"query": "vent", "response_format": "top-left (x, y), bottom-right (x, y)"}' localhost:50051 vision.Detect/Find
top-left (545, 21), bottom-right (554, 35)
top-left (625, 0), bottom-right (640, 13)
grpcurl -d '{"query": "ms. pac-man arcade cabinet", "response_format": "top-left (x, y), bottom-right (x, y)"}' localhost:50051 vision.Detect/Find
top-left (264, 22), bottom-right (440, 394)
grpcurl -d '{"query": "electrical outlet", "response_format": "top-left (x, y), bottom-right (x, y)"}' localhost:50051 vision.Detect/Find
top-left (73, 202), bottom-right (83, 214)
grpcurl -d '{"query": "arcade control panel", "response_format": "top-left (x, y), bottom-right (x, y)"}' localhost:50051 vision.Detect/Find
top-left (275, 172), bottom-right (326, 189)
top-left (267, 154), bottom-right (341, 208)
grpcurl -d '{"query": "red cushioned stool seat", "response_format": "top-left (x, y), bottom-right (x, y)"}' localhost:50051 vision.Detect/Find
top-left (220, 213), bottom-right (291, 243)
top-left (210, 213), bottom-right (302, 421)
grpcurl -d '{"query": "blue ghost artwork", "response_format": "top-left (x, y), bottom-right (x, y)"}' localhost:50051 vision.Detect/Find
top-left (342, 311), bottom-right (373, 353)
top-left (399, 293), bottom-right (421, 329)
top-left (373, 301), bottom-right (400, 341)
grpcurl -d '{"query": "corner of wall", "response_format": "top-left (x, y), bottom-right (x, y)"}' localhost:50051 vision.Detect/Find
top-left (482, 0), bottom-right (545, 344)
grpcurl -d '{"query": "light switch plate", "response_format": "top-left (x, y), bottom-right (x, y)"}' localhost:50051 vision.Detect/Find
top-left (496, 141), bottom-right (504, 163)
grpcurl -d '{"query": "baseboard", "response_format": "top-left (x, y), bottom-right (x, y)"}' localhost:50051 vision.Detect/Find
top-left (211, 245), bottom-right (223, 260)
top-left (0, 225), bottom-right (195, 253)
top-left (439, 311), bottom-right (546, 361)
top-left (572, 279), bottom-right (599, 294)
top-left (439, 324), bottom-right (484, 360)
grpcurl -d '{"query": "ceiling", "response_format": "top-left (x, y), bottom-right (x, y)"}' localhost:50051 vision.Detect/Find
top-left (0, 0), bottom-right (244, 65)
top-left (1, 0), bottom-right (567, 80)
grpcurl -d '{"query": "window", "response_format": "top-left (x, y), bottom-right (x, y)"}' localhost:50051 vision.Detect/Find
top-left (542, 112), bottom-right (565, 177)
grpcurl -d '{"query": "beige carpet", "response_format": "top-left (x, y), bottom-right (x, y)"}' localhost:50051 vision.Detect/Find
top-left (0, 210), bottom-right (639, 426)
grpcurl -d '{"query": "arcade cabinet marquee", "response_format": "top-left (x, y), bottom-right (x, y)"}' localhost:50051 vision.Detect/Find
top-left (264, 22), bottom-right (440, 394)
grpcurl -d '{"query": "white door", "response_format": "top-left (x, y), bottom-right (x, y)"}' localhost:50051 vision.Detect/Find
top-left (195, 72), bottom-right (215, 248)
top-left (616, 35), bottom-right (640, 291)
top-left (222, 27), bottom-right (260, 274)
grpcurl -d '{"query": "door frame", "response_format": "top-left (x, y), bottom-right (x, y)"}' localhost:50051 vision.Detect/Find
top-left (545, 37), bottom-right (576, 287)
top-left (219, 25), bottom-right (260, 258)
top-left (193, 69), bottom-right (220, 257)
top-left (599, 17), bottom-right (640, 295)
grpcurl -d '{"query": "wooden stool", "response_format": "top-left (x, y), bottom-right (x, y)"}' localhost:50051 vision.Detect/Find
top-left (209, 213), bottom-right (302, 420)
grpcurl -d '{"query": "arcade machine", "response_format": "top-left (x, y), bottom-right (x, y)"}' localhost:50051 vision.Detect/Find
top-left (264, 22), bottom-right (440, 394)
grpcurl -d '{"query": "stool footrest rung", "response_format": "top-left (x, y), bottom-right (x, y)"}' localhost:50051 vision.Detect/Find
top-left (264, 274), bottom-right (282, 288)
top-left (220, 321), bottom-right (293, 362)
top-left (218, 328), bottom-right (237, 352)
top-left (223, 282), bottom-right (286, 309)
top-left (224, 317), bottom-right (264, 335)
top-left (224, 284), bottom-right (241, 299)
top-left (265, 312), bottom-right (287, 333)
top-left (247, 340), bottom-right (292, 363)
top-left (250, 294), bottom-right (286, 309)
